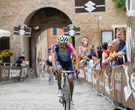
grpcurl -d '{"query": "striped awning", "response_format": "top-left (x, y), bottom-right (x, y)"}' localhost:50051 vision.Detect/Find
top-left (0, 29), bottom-right (11, 38)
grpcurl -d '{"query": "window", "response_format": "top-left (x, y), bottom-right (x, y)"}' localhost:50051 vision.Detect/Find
top-left (52, 28), bottom-right (58, 36)
top-left (101, 30), bottom-right (113, 43)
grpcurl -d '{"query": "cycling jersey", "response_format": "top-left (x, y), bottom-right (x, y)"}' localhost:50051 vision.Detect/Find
top-left (46, 58), bottom-right (52, 66)
top-left (52, 43), bottom-right (76, 79)
top-left (52, 43), bottom-right (76, 62)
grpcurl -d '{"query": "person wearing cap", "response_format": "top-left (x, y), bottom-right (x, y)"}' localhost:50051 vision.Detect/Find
top-left (15, 56), bottom-right (25, 67)
top-left (52, 35), bottom-right (80, 109)
top-left (21, 51), bottom-right (26, 57)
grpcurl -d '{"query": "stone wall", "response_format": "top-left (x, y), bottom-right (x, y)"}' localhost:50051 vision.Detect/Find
top-left (0, 0), bottom-right (126, 66)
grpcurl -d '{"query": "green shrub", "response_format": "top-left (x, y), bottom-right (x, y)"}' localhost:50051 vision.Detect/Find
top-left (112, 0), bottom-right (126, 13)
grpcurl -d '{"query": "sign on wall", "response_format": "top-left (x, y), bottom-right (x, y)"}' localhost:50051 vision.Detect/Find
top-left (14, 24), bottom-right (31, 37)
top-left (74, 0), bottom-right (106, 13)
top-left (82, 37), bottom-right (88, 47)
top-left (63, 24), bottom-right (81, 37)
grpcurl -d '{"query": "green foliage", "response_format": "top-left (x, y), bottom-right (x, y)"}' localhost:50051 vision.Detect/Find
top-left (68, 37), bottom-right (73, 44)
top-left (112, 0), bottom-right (126, 13)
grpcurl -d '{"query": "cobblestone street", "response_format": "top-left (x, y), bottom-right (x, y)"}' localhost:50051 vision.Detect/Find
top-left (0, 77), bottom-right (115, 110)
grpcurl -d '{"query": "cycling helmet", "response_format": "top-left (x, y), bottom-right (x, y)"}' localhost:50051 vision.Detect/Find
top-left (48, 56), bottom-right (52, 62)
top-left (57, 35), bottom-right (68, 44)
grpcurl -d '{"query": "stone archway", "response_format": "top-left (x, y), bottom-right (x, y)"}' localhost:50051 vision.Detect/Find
top-left (23, 7), bottom-right (72, 69)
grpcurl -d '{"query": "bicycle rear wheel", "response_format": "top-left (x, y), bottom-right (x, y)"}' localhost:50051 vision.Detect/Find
top-left (64, 80), bottom-right (70, 110)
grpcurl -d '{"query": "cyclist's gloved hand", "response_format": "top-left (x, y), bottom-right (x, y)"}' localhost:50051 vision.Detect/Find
top-left (75, 68), bottom-right (80, 74)
top-left (54, 69), bottom-right (58, 75)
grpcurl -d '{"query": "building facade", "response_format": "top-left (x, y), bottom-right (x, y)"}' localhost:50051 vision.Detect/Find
top-left (36, 28), bottom-right (63, 61)
top-left (0, 0), bottom-right (126, 68)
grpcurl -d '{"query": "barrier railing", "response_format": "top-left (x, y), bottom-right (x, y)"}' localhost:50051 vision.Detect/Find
top-left (77, 62), bottom-right (135, 110)
top-left (0, 64), bottom-right (29, 82)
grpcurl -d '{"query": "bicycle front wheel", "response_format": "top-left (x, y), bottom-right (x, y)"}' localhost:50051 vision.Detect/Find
top-left (64, 80), bottom-right (71, 110)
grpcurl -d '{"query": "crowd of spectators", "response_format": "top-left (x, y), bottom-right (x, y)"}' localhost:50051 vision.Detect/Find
top-left (77, 27), bottom-right (127, 71)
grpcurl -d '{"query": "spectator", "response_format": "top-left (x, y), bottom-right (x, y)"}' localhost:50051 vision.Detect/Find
top-left (111, 45), bottom-right (127, 63)
top-left (116, 28), bottom-right (126, 52)
top-left (112, 39), bottom-right (120, 52)
top-left (39, 59), bottom-right (42, 68)
top-left (111, 28), bottom-right (127, 64)
top-left (87, 55), bottom-right (94, 67)
top-left (106, 43), bottom-right (115, 65)
top-left (72, 56), bottom-right (76, 68)
top-left (108, 43), bottom-right (115, 58)
top-left (81, 48), bottom-right (89, 65)
top-left (38, 59), bottom-right (46, 78)
top-left (21, 58), bottom-right (29, 67)
top-left (46, 56), bottom-right (52, 72)
top-left (0, 57), bottom-right (2, 65)
top-left (78, 54), bottom-right (83, 66)
top-left (0, 57), bottom-right (2, 63)
top-left (15, 56), bottom-right (25, 67)
top-left (89, 44), bottom-right (96, 57)
top-left (82, 48), bottom-right (89, 57)
top-left (21, 51), bottom-right (26, 57)
top-left (101, 42), bottom-right (110, 68)
top-left (110, 39), bottom-right (120, 66)
top-left (94, 46), bottom-right (103, 69)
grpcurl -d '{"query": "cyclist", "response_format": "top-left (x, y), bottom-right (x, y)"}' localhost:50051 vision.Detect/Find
top-left (52, 35), bottom-right (80, 109)
top-left (46, 56), bottom-right (52, 71)
top-left (46, 56), bottom-right (54, 84)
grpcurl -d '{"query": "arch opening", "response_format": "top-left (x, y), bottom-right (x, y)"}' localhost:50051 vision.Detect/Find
top-left (22, 7), bottom-right (72, 69)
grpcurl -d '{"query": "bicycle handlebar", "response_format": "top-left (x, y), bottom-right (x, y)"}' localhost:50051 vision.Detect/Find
top-left (59, 71), bottom-right (74, 74)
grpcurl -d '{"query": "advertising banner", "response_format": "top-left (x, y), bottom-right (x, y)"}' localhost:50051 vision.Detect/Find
top-left (0, 66), bottom-right (27, 82)
top-left (78, 66), bottom-right (86, 82)
top-left (123, 62), bottom-right (135, 109)
top-left (112, 65), bottom-right (124, 103)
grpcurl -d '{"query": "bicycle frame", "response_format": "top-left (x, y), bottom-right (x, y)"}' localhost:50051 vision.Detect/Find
top-left (59, 70), bottom-right (74, 110)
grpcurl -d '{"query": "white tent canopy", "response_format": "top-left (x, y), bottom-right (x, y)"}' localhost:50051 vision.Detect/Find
top-left (0, 29), bottom-right (11, 38)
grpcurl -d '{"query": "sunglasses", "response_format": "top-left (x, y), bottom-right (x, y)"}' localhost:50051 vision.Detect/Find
top-left (59, 43), bottom-right (66, 45)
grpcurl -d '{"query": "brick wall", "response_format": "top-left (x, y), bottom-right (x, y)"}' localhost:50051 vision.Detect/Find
top-left (0, 0), bottom-right (126, 65)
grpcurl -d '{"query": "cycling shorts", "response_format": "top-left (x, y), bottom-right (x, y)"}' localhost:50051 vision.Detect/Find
top-left (56, 60), bottom-right (74, 79)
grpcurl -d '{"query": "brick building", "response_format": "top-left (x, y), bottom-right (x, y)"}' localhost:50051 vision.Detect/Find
top-left (36, 28), bottom-right (63, 61)
top-left (0, 0), bottom-right (126, 68)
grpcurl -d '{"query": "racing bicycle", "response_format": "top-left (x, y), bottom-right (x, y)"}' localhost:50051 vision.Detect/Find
top-left (48, 66), bottom-right (54, 85)
top-left (59, 70), bottom-right (74, 110)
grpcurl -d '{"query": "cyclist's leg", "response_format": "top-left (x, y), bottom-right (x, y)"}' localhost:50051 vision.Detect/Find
top-left (56, 61), bottom-right (62, 90)
top-left (67, 61), bottom-right (74, 101)
top-left (68, 74), bottom-right (74, 101)
top-left (68, 64), bottom-right (74, 109)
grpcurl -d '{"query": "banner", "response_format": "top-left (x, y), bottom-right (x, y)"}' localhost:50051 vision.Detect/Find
top-left (0, 66), bottom-right (28, 82)
top-left (21, 67), bottom-right (28, 78)
top-left (78, 66), bottom-right (86, 82)
top-left (84, 66), bottom-right (93, 84)
top-left (76, 64), bottom-right (135, 109)
top-left (112, 65), bottom-right (124, 103)
top-left (123, 62), bottom-right (135, 109)
top-left (103, 66), bottom-right (112, 96)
